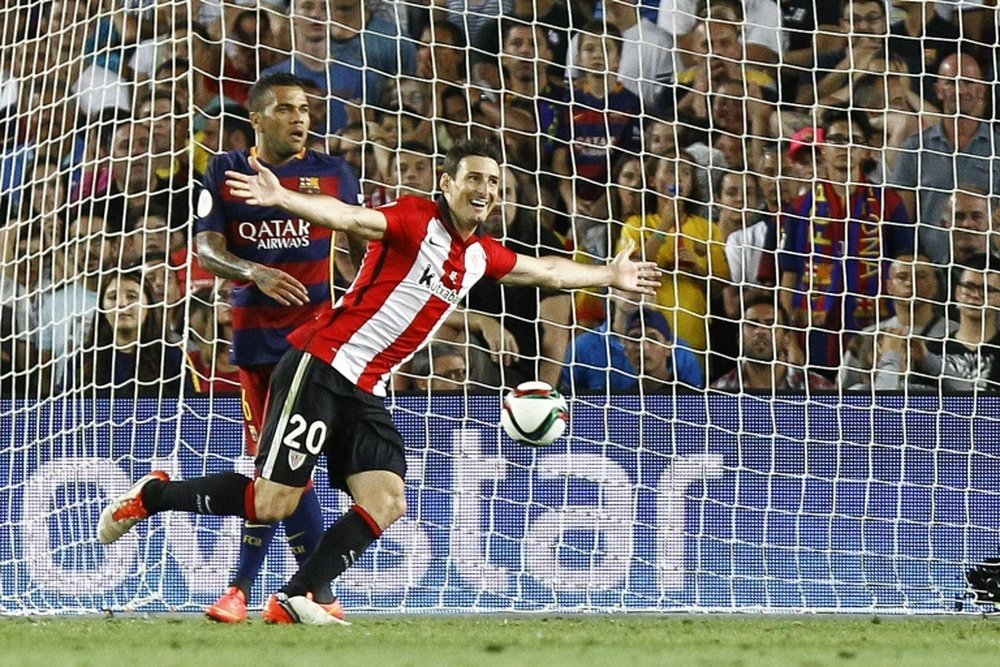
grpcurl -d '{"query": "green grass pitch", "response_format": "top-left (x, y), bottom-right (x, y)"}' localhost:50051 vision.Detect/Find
top-left (3, 615), bottom-right (1000, 666)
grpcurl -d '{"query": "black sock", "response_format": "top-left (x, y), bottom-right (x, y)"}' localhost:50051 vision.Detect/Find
top-left (281, 508), bottom-right (379, 598)
top-left (143, 472), bottom-right (254, 517)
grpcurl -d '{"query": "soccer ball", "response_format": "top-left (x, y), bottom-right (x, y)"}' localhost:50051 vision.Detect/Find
top-left (500, 381), bottom-right (568, 446)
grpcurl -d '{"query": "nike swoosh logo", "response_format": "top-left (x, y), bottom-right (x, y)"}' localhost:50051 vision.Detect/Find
top-left (427, 237), bottom-right (445, 248)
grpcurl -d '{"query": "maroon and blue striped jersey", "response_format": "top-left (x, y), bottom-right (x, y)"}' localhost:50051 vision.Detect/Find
top-left (557, 81), bottom-right (641, 201)
top-left (195, 148), bottom-right (362, 367)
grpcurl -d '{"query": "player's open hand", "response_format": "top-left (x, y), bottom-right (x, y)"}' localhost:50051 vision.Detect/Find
top-left (610, 239), bottom-right (660, 297)
top-left (225, 156), bottom-right (285, 208)
top-left (250, 265), bottom-right (310, 306)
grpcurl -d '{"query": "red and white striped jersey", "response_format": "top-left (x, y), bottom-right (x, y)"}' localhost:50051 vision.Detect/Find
top-left (288, 195), bottom-right (518, 396)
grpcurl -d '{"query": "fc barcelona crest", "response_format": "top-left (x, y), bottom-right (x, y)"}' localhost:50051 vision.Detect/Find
top-left (299, 177), bottom-right (321, 194)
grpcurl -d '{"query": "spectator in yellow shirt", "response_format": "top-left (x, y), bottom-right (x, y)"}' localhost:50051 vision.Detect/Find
top-left (616, 153), bottom-right (729, 353)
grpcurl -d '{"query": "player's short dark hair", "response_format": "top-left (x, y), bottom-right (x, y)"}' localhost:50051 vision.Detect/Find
top-left (442, 138), bottom-right (502, 177)
top-left (247, 73), bottom-right (308, 114)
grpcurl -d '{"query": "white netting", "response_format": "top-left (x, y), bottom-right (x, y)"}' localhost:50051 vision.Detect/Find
top-left (1, 0), bottom-right (1000, 615)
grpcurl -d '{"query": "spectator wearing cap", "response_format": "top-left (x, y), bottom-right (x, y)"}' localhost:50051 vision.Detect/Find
top-left (625, 307), bottom-right (705, 392)
top-left (711, 295), bottom-right (834, 392)
top-left (779, 107), bottom-right (912, 377)
top-left (784, 126), bottom-right (823, 198)
top-left (561, 296), bottom-right (703, 393)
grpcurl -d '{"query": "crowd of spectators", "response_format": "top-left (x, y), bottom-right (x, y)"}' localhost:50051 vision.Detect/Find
top-left (1, 0), bottom-right (1000, 397)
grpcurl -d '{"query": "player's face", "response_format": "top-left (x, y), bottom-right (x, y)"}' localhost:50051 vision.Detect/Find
top-left (253, 86), bottom-right (311, 162)
top-left (441, 156), bottom-right (501, 231)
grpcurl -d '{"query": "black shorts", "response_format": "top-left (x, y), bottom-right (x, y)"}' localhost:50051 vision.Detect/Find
top-left (255, 348), bottom-right (407, 493)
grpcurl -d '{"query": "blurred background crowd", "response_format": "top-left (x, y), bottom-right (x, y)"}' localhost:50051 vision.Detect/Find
top-left (0, 0), bottom-right (999, 398)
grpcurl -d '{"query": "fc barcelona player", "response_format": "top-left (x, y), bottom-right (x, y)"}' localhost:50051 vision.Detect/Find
top-left (98, 138), bottom-right (660, 624)
top-left (194, 73), bottom-right (360, 623)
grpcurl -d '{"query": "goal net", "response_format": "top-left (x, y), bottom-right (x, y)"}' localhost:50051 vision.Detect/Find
top-left (1, 0), bottom-right (999, 615)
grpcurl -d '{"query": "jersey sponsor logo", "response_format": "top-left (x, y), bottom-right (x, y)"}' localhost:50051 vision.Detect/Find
top-left (237, 219), bottom-right (312, 249)
top-left (418, 263), bottom-right (461, 304)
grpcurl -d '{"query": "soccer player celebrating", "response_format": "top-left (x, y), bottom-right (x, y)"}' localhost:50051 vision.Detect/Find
top-left (97, 138), bottom-right (659, 625)
top-left (195, 73), bottom-right (361, 623)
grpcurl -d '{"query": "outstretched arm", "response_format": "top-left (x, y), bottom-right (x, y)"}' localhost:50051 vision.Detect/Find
top-left (500, 240), bottom-right (660, 296)
top-left (225, 155), bottom-right (387, 240)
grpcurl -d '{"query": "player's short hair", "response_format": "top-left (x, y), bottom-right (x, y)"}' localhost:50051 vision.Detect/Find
top-left (442, 138), bottom-right (502, 177)
top-left (247, 73), bottom-right (308, 114)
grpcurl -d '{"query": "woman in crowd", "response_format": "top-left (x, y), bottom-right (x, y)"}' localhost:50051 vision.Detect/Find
top-left (73, 268), bottom-right (189, 397)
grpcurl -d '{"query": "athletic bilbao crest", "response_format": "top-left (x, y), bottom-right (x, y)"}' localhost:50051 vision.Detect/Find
top-left (288, 450), bottom-right (307, 471)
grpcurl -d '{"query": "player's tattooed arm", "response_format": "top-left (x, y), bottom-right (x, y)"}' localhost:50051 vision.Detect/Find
top-left (196, 230), bottom-right (309, 306)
